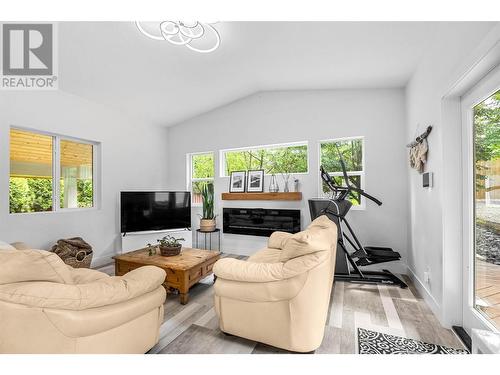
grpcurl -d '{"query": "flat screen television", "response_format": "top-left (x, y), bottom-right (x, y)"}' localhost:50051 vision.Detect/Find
top-left (120, 191), bottom-right (191, 234)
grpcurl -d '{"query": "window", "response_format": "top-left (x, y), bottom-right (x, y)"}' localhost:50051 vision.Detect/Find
top-left (189, 152), bottom-right (214, 205)
top-left (220, 142), bottom-right (308, 177)
top-left (319, 137), bottom-right (364, 207)
top-left (9, 128), bottom-right (98, 213)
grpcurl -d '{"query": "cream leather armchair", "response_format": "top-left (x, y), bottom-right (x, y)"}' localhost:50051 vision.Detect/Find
top-left (213, 215), bottom-right (337, 353)
top-left (0, 244), bottom-right (166, 354)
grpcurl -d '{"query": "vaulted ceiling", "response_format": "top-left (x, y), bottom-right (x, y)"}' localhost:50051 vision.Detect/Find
top-left (58, 22), bottom-right (444, 126)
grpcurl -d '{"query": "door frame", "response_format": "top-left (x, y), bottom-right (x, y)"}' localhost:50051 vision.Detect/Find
top-left (439, 25), bottom-right (500, 329)
top-left (460, 65), bottom-right (500, 334)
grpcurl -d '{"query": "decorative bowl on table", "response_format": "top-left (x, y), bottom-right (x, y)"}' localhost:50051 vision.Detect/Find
top-left (159, 245), bottom-right (182, 257)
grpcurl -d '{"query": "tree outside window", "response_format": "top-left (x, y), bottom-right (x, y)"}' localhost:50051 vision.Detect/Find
top-left (222, 143), bottom-right (308, 176)
top-left (320, 137), bottom-right (364, 206)
top-left (190, 153), bottom-right (214, 205)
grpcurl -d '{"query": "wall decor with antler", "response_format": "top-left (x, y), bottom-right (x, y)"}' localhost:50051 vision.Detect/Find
top-left (407, 125), bottom-right (432, 173)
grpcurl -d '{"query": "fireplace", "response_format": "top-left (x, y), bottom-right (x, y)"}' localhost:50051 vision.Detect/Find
top-left (223, 208), bottom-right (301, 237)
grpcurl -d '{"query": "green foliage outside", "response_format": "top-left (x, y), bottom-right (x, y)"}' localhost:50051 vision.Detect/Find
top-left (474, 91), bottom-right (500, 191)
top-left (320, 138), bottom-right (363, 173)
top-left (75, 180), bottom-right (94, 208)
top-left (321, 175), bottom-right (362, 205)
top-left (9, 177), bottom-right (93, 213)
top-left (9, 177), bottom-right (53, 213)
top-left (224, 144), bottom-right (308, 175)
top-left (320, 138), bottom-right (363, 205)
top-left (192, 153), bottom-right (214, 178)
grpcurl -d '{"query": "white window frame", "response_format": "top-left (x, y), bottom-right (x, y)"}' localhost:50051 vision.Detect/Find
top-left (9, 126), bottom-right (101, 214)
top-left (318, 136), bottom-right (365, 210)
top-left (219, 141), bottom-right (309, 178)
top-left (187, 151), bottom-right (215, 207)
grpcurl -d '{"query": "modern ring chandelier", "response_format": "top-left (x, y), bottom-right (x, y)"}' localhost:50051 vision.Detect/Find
top-left (135, 21), bottom-right (220, 53)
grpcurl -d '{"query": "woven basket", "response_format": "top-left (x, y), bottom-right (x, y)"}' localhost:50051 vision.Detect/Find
top-left (63, 250), bottom-right (93, 268)
top-left (159, 245), bottom-right (181, 257)
top-left (51, 237), bottom-right (93, 269)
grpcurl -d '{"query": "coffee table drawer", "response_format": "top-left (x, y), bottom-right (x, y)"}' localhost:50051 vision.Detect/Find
top-left (202, 261), bottom-right (216, 276)
top-left (115, 261), bottom-right (143, 276)
top-left (189, 266), bottom-right (203, 281)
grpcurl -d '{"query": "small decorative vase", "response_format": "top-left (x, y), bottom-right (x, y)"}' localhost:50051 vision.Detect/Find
top-left (200, 218), bottom-right (216, 232)
top-left (293, 178), bottom-right (300, 192)
top-left (159, 245), bottom-right (181, 257)
top-left (269, 174), bottom-right (279, 192)
top-left (283, 175), bottom-right (290, 192)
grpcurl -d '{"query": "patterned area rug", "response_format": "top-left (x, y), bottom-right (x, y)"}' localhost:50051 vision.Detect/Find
top-left (358, 328), bottom-right (469, 354)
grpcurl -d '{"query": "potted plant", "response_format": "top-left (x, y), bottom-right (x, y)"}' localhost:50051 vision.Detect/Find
top-left (156, 235), bottom-right (185, 257)
top-left (199, 182), bottom-right (217, 232)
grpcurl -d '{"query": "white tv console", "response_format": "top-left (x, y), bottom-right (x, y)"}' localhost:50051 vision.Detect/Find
top-left (120, 228), bottom-right (192, 253)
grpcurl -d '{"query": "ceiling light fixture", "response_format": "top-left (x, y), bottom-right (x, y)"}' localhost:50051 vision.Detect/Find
top-left (135, 21), bottom-right (220, 53)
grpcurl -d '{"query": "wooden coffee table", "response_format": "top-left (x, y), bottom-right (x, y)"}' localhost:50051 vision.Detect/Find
top-left (113, 247), bottom-right (220, 304)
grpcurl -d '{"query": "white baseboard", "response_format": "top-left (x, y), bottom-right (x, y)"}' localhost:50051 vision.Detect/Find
top-left (406, 266), bottom-right (442, 324)
top-left (91, 254), bottom-right (115, 268)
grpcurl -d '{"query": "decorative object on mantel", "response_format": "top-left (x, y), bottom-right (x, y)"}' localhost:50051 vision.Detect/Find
top-left (221, 192), bottom-right (302, 201)
top-left (199, 182), bottom-right (217, 232)
top-left (229, 171), bottom-right (246, 193)
top-left (293, 178), bottom-right (300, 192)
top-left (269, 174), bottom-right (280, 192)
top-left (246, 169), bottom-right (265, 192)
top-left (407, 125), bottom-right (432, 173)
top-left (51, 237), bottom-right (93, 268)
top-left (155, 235), bottom-right (184, 257)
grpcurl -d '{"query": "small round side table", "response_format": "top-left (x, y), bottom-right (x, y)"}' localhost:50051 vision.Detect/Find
top-left (195, 228), bottom-right (221, 251)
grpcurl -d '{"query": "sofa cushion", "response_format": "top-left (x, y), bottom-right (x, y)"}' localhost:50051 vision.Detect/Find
top-left (0, 249), bottom-right (74, 285)
top-left (248, 247), bottom-right (282, 264)
top-left (0, 240), bottom-right (16, 251)
top-left (0, 266), bottom-right (166, 310)
top-left (278, 215), bottom-right (336, 262)
top-left (267, 231), bottom-right (292, 249)
top-left (10, 242), bottom-right (32, 250)
top-left (70, 267), bottom-right (109, 284)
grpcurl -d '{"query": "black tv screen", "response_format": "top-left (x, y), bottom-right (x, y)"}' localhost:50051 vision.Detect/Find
top-left (121, 191), bottom-right (191, 233)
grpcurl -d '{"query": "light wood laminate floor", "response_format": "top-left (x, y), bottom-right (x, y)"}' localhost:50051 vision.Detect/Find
top-left (99, 254), bottom-right (465, 354)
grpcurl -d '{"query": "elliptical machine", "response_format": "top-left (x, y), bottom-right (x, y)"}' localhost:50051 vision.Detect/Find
top-left (309, 157), bottom-right (407, 289)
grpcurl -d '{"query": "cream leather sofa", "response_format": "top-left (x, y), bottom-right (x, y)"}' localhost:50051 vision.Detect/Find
top-left (0, 243), bottom-right (166, 354)
top-left (213, 215), bottom-right (338, 352)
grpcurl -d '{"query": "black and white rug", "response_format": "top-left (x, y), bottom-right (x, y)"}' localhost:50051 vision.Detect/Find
top-left (358, 328), bottom-right (469, 354)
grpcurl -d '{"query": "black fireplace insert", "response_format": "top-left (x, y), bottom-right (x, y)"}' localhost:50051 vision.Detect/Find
top-left (223, 208), bottom-right (301, 237)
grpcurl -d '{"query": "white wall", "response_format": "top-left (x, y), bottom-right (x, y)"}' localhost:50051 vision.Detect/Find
top-left (0, 90), bottom-right (169, 266)
top-left (166, 89), bottom-right (409, 273)
top-left (405, 22), bottom-right (497, 322)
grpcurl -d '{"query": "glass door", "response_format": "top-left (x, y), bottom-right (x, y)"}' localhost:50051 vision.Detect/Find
top-left (462, 65), bottom-right (500, 333)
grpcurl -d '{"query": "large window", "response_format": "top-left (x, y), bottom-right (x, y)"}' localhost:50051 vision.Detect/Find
top-left (319, 137), bottom-right (364, 206)
top-left (189, 152), bottom-right (214, 205)
top-left (220, 142), bottom-right (308, 177)
top-left (9, 128), bottom-right (98, 213)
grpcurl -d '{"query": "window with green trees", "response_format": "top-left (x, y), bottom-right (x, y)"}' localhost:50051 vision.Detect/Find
top-left (320, 137), bottom-right (364, 206)
top-left (221, 142), bottom-right (308, 177)
top-left (189, 152), bottom-right (214, 205)
top-left (9, 128), bottom-right (96, 213)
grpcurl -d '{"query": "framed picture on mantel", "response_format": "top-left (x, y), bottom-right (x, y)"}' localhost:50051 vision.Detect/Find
top-left (229, 171), bottom-right (246, 193)
top-left (247, 169), bottom-right (264, 192)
